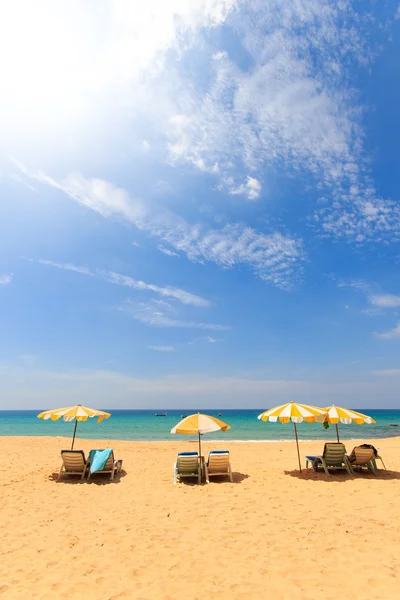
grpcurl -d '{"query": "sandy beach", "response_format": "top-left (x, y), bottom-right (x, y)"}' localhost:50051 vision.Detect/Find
top-left (1, 435), bottom-right (399, 600)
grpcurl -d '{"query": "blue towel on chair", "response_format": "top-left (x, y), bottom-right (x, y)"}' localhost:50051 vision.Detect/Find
top-left (89, 448), bottom-right (113, 474)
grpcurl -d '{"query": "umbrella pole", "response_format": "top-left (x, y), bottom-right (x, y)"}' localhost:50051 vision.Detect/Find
top-left (198, 431), bottom-right (201, 457)
top-left (293, 422), bottom-right (302, 473)
top-left (335, 423), bottom-right (340, 443)
top-left (71, 420), bottom-right (78, 450)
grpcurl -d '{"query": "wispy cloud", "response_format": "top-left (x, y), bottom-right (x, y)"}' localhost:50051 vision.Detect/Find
top-left (188, 335), bottom-right (221, 345)
top-left (20, 169), bottom-right (304, 289)
top-left (148, 345), bottom-right (175, 352)
top-left (0, 274), bottom-right (12, 285)
top-left (339, 280), bottom-right (400, 314)
top-left (122, 299), bottom-right (228, 330)
top-left (37, 259), bottom-right (209, 307)
top-left (374, 323), bottom-right (400, 340)
top-left (158, 245), bottom-right (179, 257)
top-left (370, 294), bottom-right (400, 308)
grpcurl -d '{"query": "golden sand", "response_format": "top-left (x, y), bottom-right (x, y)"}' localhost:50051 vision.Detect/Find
top-left (1, 436), bottom-right (399, 600)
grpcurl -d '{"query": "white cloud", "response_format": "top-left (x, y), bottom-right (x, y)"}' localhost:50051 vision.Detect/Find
top-left (37, 259), bottom-right (210, 307)
top-left (122, 299), bottom-right (228, 330)
top-left (21, 169), bottom-right (304, 289)
top-left (4, 2), bottom-right (399, 247)
top-left (141, 140), bottom-right (151, 152)
top-left (226, 176), bottom-right (262, 200)
top-left (396, 5), bottom-right (400, 20)
top-left (0, 275), bottom-right (12, 285)
top-left (158, 245), bottom-right (179, 257)
top-left (148, 345), bottom-right (175, 352)
top-left (370, 294), bottom-right (400, 308)
top-left (188, 335), bottom-right (221, 344)
top-left (132, 241), bottom-right (141, 247)
top-left (374, 323), bottom-right (400, 340)
top-left (339, 280), bottom-right (400, 314)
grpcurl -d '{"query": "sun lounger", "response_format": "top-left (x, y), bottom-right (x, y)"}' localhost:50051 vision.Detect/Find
top-left (347, 446), bottom-right (376, 474)
top-left (58, 450), bottom-right (88, 480)
top-left (204, 450), bottom-right (233, 483)
top-left (87, 449), bottom-right (123, 481)
top-left (305, 442), bottom-right (352, 476)
top-left (173, 452), bottom-right (201, 484)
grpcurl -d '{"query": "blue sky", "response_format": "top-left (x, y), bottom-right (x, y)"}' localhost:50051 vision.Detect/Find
top-left (1, 0), bottom-right (400, 409)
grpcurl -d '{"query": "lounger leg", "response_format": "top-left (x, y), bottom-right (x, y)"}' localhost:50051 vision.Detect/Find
top-left (57, 466), bottom-right (64, 481)
top-left (321, 459), bottom-right (331, 476)
top-left (228, 463), bottom-right (233, 483)
top-left (173, 463), bottom-right (177, 485)
top-left (110, 464), bottom-right (115, 481)
top-left (198, 468), bottom-right (201, 484)
top-left (376, 457), bottom-right (386, 470)
top-left (344, 457), bottom-right (353, 475)
top-left (204, 465), bottom-right (210, 484)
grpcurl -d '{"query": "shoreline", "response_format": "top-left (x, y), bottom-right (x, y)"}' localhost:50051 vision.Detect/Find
top-left (1, 434), bottom-right (399, 443)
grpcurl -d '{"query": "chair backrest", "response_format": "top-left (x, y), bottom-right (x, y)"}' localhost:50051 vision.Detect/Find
top-left (207, 450), bottom-right (230, 473)
top-left (88, 449), bottom-right (115, 471)
top-left (323, 443), bottom-right (346, 465)
top-left (177, 452), bottom-right (199, 474)
top-left (353, 447), bottom-right (375, 465)
top-left (61, 450), bottom-right (86, 472)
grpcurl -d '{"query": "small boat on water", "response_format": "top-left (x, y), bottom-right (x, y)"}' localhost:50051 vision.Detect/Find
top-left (155, 413), bottom-right (167, 417)
top-left (218, 413), bottom-right (222, 417)
top-left (181, 415), bottom-right (187, 418)
top-left (389, 423), bottom-right (398, 427)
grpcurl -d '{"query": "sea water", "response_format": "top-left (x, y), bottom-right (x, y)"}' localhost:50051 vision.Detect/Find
top-left (0, 409), bottom-right (399, 443)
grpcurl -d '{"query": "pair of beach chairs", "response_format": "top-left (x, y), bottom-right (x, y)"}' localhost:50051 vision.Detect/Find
top-left (305, 443), bottom-right (386, 476)
top-left (58, 449), bottom-right (123, 481)
top-left (173, 450), bottom-right (233, 484)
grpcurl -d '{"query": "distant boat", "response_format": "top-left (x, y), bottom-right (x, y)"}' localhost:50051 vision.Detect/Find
top-left (155, 413), bottom-right (167, 417)
top-left (181, 414), bottom-right (187, 418)
top-left (218, 413), bottom-right (222, 416)
top-left (389, 423), bottom-right (398, 427)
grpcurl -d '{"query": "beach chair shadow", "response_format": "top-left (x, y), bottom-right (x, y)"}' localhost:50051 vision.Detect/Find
top-left (212, 471), bottom-right (250, 484)
top-left (284, 469), bottom-right (400, 481)
top-left (49, 469), bottom-right (127, 485)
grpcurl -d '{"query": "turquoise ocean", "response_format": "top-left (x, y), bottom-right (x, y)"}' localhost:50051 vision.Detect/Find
top-left (0, 409), bottom-right (399, 443)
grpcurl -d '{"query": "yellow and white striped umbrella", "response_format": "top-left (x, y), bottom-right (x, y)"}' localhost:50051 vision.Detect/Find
top-left (258, 402), bottom-right (327, 424)
top-left (323, 405), bottom-right (375, 442)
top-left (323, 405), bottom-right (375, 425)
top-left (171, 413), bottom-right (230, 455)
top-left (38, 404), bottom-right (111, 449)
top-left (258, 402), bottom-right (327, 472)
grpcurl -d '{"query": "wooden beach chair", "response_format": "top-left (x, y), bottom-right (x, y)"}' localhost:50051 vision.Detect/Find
top-left (204, 450), bottom-right (233, 483)
top-left (87, 449), bottom-right (123, 481)
top-left (173, 452), bottom-right (201, 484)
top-left (347, 446), bottom-right (377, 474)
top-left (58, 450), bottom-right (88, 480)
top-left (305, 442), bottom-right (352, 476)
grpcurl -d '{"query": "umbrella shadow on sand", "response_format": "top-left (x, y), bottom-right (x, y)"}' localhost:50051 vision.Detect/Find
top-left (49, 470), bottom-right (127, 485)
top-left (284, 469), bottom-right (400, 481)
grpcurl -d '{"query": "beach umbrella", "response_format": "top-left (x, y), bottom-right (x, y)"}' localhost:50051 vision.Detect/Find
top-left (258, 402), bottom-right (327, 472)
top-left (37, 404), bottom-right (111, 450)
top-left (323, 405), bottom-right (376, 442)
top-left (171, 413), bottom-right (230, 456)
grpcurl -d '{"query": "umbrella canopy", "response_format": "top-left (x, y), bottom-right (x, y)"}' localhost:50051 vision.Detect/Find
top-left (37, 404), bottom-right (111, 449)
top-left (258, 402), bottom-right (327, 472)
top-left (323, 405), bottom-right (376, 442)
top-left (171, 413), bottom-right (230, 455)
